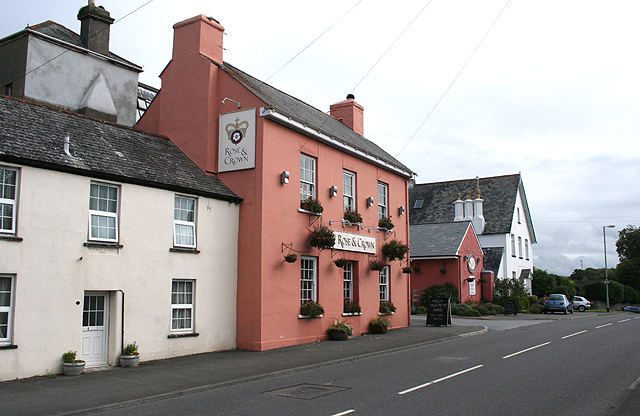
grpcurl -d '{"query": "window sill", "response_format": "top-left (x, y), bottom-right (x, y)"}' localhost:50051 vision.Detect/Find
top-left (0, 235), bottom-right (23, 242)
top-left (0, 344), bottom-right (18, 350)
top-left (84, 242), bottom-right (124, 249)
top-left (170, 247), bottom-right (201, 254)
top-left (298, 208), bottom-right (322, 216)
top-left (342, 312), bottom-right (362, 317)
top-left (298, 314), bottom-right (324, 319)
top-left (168, 332), bottom-right (199, 339)
top-left (378, 312), bottom-right (395, 316)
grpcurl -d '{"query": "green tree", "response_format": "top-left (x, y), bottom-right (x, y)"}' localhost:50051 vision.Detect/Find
top-left (616, 225), bottom-right (640, 262)
top-left (494, 278), bottom-right (528, 310)
top-left (614, 258), bottom-right (640, 290)
top-left (532, 268), bottom-right (556, 298)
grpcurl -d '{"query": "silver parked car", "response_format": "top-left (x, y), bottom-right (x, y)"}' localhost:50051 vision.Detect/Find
top-left (572, 296), bottom-right (591, 312)
top-left (544, 294), bottom-right (573, 314)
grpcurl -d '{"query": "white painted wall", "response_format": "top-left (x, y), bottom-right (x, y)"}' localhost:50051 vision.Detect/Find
top-left (24, 36), bottom-right (139, 126)
top-left (0, 164), bottom-right (239, 380)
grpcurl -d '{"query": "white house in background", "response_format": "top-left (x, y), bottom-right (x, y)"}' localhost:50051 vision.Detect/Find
top-left (0, 2), bottom-right (242, 381)
top-left (409, 174), bottom-right (536, 293)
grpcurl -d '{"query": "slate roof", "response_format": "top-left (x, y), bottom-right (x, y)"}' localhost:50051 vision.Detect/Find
top-left (410, 222), bottom-right (473, 258)
top-left (409, 174), bottom-right (536, 241)
top-left (0, 95), bottom-right (241, 202)
top-left (217, 62), bottom-right (413, 177)
top-left (482, 247), bottom-right (503, 273)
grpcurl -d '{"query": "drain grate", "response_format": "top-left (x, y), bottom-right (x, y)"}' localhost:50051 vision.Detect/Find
top-left (264, 384), bottom-right (351, 400)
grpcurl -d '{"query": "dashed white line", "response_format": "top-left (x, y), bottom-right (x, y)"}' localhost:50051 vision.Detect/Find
top-left (596, 323), bottom-right (612, 329)
top-left (331, 410), bottom-right (355, 416)
top-left (502, 342), bottom-right (551, 359)
top-left (561, 330), bottom-right (587, 339)
top-left (618, 319), bottom-right (631, 323)
top-left (629, 375), bottom-right (640, 390)
top-left (398, 365), bottom-right (484, 395)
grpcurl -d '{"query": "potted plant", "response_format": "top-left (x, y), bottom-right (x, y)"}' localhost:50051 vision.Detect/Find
top-left (378, 216), bottom-right (394, 230)
top-left (300, 300), bottom-right (324, 318)
top-left (379, 301), bottom-right (396, 315)
top-left (300, 198), bottom-right (323, 214)
top-left (369, 259), bottom-right (387, 271)
top-left (381, 240), bottom-right (410, 261)
top-left (309, 225), bottom-right (335, 251)
top-left (478, 277), bottom-right (487, 283)
top-left (343, 209), bottom-right (363, 224)
top-left (119, 342), bottom-right (140, 367)
top-left (284, 253), bottom-right (297, 263)
top-left (61, 350), bottom-right (85, 376)
top-left (343, 298), bottom-right (361, 315)
top-left (328, 318), bottom-right (353, 340)
top-left (369, 316), bottom-right (392, 334)
top-left (402, 266), bottom-right (413, 274)
top-left (334, 258), bottom-right (349, 268)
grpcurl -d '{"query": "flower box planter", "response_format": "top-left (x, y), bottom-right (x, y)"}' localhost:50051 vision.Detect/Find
top-left (369, 323), bottom-right (388, 334)
top-left (119, 354), bottom-right (139, 367)
top-left (62, 361), bottom-right (85, 376)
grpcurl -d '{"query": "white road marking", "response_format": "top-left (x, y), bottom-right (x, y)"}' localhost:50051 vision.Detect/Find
top-left (629, 375), bottom-right (640, 390)
top-left (502, 342), bottom-right (551, 359)
top-left (595, 323), bottom-right (612, 329)
top-left (618, 319), bottom-right (631, 323)
top-left (331, 410), bottom-right (355, 416)
top-left (398, 365), bottom-right (484, 395)
top-left (561, 330), bottom-right (587, 339)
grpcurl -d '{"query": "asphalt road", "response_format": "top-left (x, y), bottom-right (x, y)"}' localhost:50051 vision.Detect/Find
top-left (96, 313), bottom-right (640, 416)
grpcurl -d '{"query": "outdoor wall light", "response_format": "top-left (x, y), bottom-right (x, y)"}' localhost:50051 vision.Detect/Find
top-left (330, 186), bottom-right (338, 197)
top-left (366, 196), bottom-right (374, 207)
top-left (398, 206), bottom-right (405, 215)
top-left (221, 97), bottom-right (241, 108)
top-left (281, 171), bottom-right (290, 184)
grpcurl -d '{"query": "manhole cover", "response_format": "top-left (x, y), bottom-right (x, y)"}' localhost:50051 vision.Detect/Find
top-left (264, 384), bottom-right (351, 400)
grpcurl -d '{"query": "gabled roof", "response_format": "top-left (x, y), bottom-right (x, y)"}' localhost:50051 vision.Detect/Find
top-left (410, 221), bottom-right (475, 258)
top-left (482, 247), bottom-right (503, 274)
top-left (409, 174), bottom-right (536, 242)
top-left (217, 61), bottom-right (413, 178)
top-left (0, 95), bottom-right (241, 202)
top-left (1, 20), bottom-right (142, 71)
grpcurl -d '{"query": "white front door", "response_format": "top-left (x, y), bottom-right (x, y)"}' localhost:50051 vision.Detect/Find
top-left (81, 292), bottom-right (109, 367)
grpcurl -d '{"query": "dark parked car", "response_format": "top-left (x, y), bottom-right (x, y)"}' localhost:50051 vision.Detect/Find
top-left (544, 294), bottom-right (573, 314)
top-left (572, 296), bottom-right (591, 312)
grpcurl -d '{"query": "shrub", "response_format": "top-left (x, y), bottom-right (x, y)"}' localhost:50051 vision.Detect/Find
top-left (450, 303), bottom-right (471, 315)
top-left (381, 240), bottom-right (410, 261)
top-left (456, 307), bottom-right (482, 317)
top-left (482, 303), bottom-right (505, 315)
top-left (528, 304), bottom-right (543, 314)
top-left (62, 350), bottom-right (77, 364)
top-left (300, 301), bottom-right (324, 317)
top-left (412, 306), bottom-right (428, 315)
top-left (420, 282), bottom-right (459, 306)
top-left (472, 304), bottom-right (491, 316)
top-left (623, 285), bottom-right (639, 303)
top-left (494, 278), bottom-right (527, 308)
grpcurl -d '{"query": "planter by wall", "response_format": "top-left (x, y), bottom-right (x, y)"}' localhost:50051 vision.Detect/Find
top-left (62, 360), bottom-right (85, 376)
top-left (369, 323), bottom-right (388, 334)
top-left (119, 354), bottom-right (140, 367)
top-left (329, 329), bottom-right (349, 341)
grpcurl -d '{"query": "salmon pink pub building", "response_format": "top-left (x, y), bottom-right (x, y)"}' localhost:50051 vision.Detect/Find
top-left (136, 15), bottom-right (415, 351)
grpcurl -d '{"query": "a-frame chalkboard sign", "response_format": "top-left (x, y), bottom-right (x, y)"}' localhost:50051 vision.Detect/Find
top-left (426, 297), bottom-right (452, 327)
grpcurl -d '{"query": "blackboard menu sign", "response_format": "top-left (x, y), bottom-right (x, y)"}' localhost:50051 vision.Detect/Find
top-left (504, 299), bottom-right (517, 316)
top-left (426, 297), bottom-right (451, 327)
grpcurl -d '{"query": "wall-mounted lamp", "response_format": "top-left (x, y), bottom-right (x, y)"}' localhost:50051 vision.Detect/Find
top-left (221, 97), bottom-right (241, 108)
top-left (281, 171), bottom-right (290, 184)
top-left (366, 197), bottom-right (374, 207)
top-left (330, 186), bottom-right (338, 197)
top-left (398, 206), bottom-right (405, 216)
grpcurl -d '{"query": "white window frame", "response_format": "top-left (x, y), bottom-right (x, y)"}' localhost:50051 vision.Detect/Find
top-left (510, 234), bottom-right (516, 257)
top-left (343, 262), bottom-right (353, 301)
top-left (378, 182), bottom-right (388, 220)
top-left (525, 239), bottom-right (530, 260)
top-left (171, 279), bottom-right (194, 333)
top-left (300, 154), bottom-right (316, 201)
top-left (379, 266), bottom-right (389, 302)
top-left (300, 256), bottom-right (318, 303)
top-left (0, 274), bottom-right (15, 345)
top-left (174, 195), bottom-right (197, 248)
top-left (518, 236), bottom-right (523, 259)
top-left (88, 182), bottom-right (119, 242)
top-left (343, 170), bottom-right (356, 212)
top-left (0, 167), bottom-right (18, 235)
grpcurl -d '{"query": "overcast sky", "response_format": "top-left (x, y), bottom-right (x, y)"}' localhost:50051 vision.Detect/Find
top-left (3, 0), bottom-right (639, 276)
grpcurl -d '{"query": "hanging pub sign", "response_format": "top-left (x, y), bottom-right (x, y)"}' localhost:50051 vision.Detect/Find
top-left (426, 297), bottom-right (452, 327)
top-left (218, 108), bottom-right (256, 172)
top-left (332, 230), bottom-right (376, 254)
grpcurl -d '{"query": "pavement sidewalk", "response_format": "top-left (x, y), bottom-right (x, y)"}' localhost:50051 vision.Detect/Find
top-left (1, 319), bottom-right (485, 416)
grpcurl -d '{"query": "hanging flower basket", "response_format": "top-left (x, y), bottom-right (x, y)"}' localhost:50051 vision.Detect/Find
top-left (300, 198), bottom-right (323, 214)
top-left (309, 225), bottom-right (335, 251)
top-left (343, 209), bottom-right (363, 224)
top-left (381, 240), bottom-right (409, 261)
top-left (300, 301), bottom-right (324, 318)
top-left (478, 278), bottom-right (487, 283)
top-left (402, 267), bottom-right (413, 274)
top-left (334, 258), bottom-right (349, 268)
top-left (440, 268), bottom-right (447, 274)
top-left (465, 277), bottom-right (476, 283)
top-left (379, 301), bottom-right (396, 315)
top-left (378, 216), bottom-right (394, 230)
top-left (369, 259), bottom-right (387, 271)
top-left (284, 253), bottom-right (297, 263)
top-left (413, 265), bottom-right (421, 273)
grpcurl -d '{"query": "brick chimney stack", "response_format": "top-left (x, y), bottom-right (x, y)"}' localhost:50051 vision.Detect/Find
top-left (77, 1), bottom-right (114, 56)
top-left (330, 94), bottom-right (364, 136)
top-left (172, 15), bottom-right (225, 64)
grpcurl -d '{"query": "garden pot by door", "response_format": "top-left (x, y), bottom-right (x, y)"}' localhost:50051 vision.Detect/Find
top-left (81, 292), bottom-right (109, 367)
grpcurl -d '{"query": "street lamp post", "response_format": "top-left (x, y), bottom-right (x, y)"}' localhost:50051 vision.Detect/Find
top-left (603, 225), bottom-right (615, 313)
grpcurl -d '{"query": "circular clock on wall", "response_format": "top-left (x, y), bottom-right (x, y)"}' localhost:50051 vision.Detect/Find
top-left (467, 254), bottom-right (477, 273)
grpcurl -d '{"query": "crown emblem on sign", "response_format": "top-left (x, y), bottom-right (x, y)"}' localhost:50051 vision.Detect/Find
top-left (225, 117), bottom-right (249, 145)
